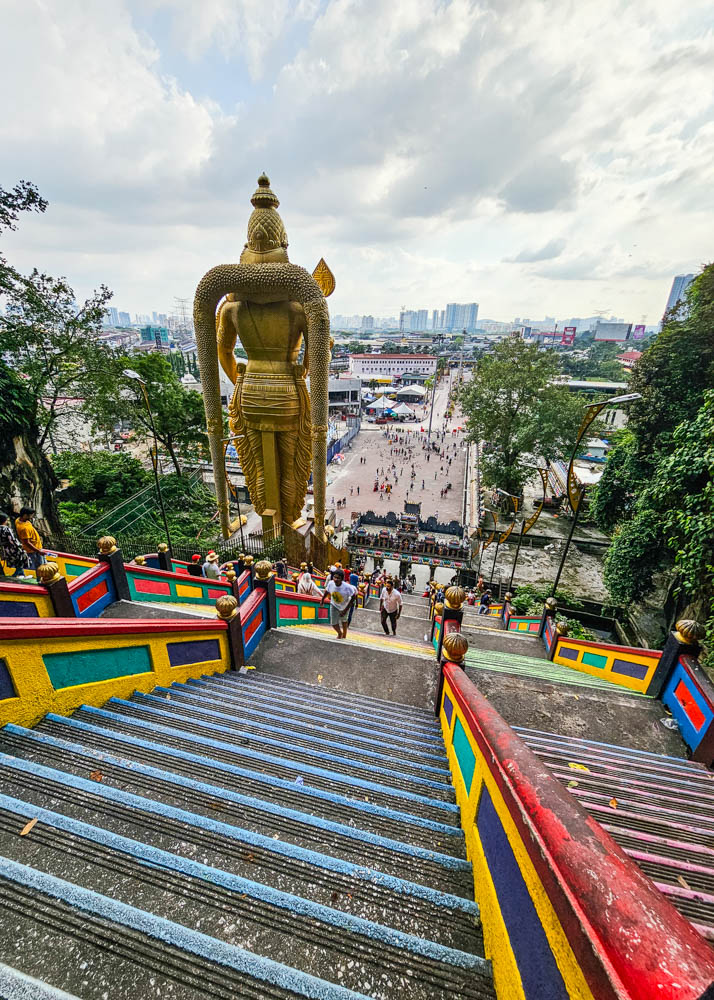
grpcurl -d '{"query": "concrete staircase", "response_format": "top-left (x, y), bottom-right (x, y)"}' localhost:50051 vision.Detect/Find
top-left (517, 727), bottom-right (714, 942)
top-left (0, 671), bottom-right (495, 999)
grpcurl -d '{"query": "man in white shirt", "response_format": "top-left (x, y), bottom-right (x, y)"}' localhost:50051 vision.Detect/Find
top-left (319, 568), bottom-right (357, 639)
top-left (379, 578), bottom-right (403, 636)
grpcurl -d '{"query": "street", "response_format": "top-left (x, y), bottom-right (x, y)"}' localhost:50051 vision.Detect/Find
top-left (325, 377), bottom-right (467, 522)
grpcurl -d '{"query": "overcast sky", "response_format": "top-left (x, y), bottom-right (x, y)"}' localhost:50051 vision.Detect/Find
top-left (1, 0), bottom-right (713, 323)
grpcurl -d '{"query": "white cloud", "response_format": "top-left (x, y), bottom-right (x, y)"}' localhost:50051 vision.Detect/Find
top-left (0, 0), bottom-right (712, 324)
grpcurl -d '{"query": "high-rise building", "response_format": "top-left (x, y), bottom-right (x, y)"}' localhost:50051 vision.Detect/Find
top-left (444, 302), bottom-right (479, 332)
top-left (416, 309), bottom-right (428, 330)
top-left (431, 309), bottom-right (439, 330)
top-left (105, 307), bottom-right (119, 326)
top-left (361, 315), bottom-right (375, 330)
top-left (664, 274), bottom-right (695, 319)
top-left (118, 311), bottom-right (131, 327)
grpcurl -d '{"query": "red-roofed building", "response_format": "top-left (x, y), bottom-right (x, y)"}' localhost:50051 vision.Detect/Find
top-left (616, 350), bottom-right (643, 370)
top-left (349, 353), bottom-right (438, 379)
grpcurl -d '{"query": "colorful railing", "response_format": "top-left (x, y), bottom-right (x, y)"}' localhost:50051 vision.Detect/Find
top-left (506, 616), bottom-right (541, 634)
top-left (0, 617), bottom-right (231, 728)
top-left (438, 661), bottom-right (714, 1000)
top-left (66, 561), bottom-right (117, 618)
top-left (0, 581), bottom-right (53, 618)
top-left (125, 563), bottom-right (233, 607)
top-left (275, 591), bottom-right (330, 627)
top-left (661, 654), bottom-right (714, 765)
top-left (36, 550), bottom-right (97, 580)
top-left (432, 615), bottom-right (442, 651)
top-left (239, 588), bottom-right (268, 659)
top-left (551, 634), bottom-right (661, 694)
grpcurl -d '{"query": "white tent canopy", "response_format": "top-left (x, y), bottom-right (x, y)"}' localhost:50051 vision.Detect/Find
top-left (396, 384), bottom-right (426, 398)
top-left (391, 401), bottom-right (415, 415)
top-left (366, 395), bottom-right (393, 411)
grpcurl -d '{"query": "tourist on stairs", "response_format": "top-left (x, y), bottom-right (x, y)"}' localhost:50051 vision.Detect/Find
top-left (379, 578), bottom-right (403, 636)
top-left (297, 571), bottom-right (323, 598)
top-left (320, 568), bottom-right (357, 639)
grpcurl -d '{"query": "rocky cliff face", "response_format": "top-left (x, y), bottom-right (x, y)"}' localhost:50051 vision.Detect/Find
top-left (0, 364), bottom-right (60, 536)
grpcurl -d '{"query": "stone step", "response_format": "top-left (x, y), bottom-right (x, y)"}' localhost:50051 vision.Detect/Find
top-left (62, 705), bottom-right (459, 825)
top-left (516, 727), bottom-right (714, 941)
top-left (170, 679), bottom-right (449, 766)
top-left (0, 794), bottom-right (493, 1000)
top-left (135, 689), bottom-right (452, 785)
top-left (102, 695), bottom-right (455, 798)
top-left (465, 648), bottom-right (634, 693)
top-left (0, 963), bottom-right (81, 1000)
top-left (0, 753), bottom-right (477, 950)
top-left (0, 856), bottom-right (378, 1000)
top-left (239, 671), bottom-right (437, 727)
top-left (353, 607), bottom-right (432, 641)
top-left (31, 715), bottom-right (462, 852)
top-left (0, 725), bottom-right (467, 885)
top-left (191, 676), bottom-right (445, 754)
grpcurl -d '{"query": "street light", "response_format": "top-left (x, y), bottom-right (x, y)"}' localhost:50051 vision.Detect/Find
top-left (550, 392), bottom-right (641, 596)
top-left (122, 368), bottom-right (173, 556)
top-left (489, 489), bottom-right (519, 591)
top-left (508, 464), bottom-right (550, 592)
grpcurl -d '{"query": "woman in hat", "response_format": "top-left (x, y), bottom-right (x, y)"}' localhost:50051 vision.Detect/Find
top-left (202, 551), bottom-right (221, 579)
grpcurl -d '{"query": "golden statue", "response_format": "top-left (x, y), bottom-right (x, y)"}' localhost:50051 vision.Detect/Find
top-left (193, 175), bottom-right (333, 540)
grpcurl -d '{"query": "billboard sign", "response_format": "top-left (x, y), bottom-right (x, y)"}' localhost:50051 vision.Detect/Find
top-left (561, 327), bottom-right (576, 346)
top-left (632, 324), bottom-right (646, 340)
top-left (594, 322), bottom-right (632, 342)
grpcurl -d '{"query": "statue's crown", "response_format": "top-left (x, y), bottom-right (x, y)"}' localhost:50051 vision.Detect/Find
top-left (245, 174), bottom-right (288, 256)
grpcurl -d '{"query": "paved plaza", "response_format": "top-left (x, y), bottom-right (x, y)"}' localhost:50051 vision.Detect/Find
top-left (325, 379), bottom-right (468, 524)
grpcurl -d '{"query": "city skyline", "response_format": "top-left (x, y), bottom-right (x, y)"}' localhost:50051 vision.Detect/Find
top-left (2, 2), bottom-right (712, 327)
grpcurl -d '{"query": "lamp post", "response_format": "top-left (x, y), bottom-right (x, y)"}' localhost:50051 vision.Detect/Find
top-left (123, 368), bottom-right (173, 556)
top-left (550, 393), bottom-right (640, 596)
top-left (508, 464), bottom-right (550, 592)
top-left (223, 435), bottom-right (247, 549)
top-left (490, 488), bottom-right (519, 592)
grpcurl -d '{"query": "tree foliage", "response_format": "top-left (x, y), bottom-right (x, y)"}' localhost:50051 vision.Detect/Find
top-left (1, 272), bottom-right (113, 448)
top-left (53, 451), bottom-right (149, 510)
top-left (84, 352), bottom-right (210, 476)
top-left (458, 339), bottom-right (586, 495)
top-left (595, 264), bottom-right (714, 655)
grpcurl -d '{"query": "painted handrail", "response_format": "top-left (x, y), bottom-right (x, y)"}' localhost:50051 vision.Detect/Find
top-left (443, 663), bottom-right (714, 1000)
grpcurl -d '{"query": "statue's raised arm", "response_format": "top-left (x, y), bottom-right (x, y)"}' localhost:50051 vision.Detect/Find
top-left (193, 175), bottom-right (333, 540)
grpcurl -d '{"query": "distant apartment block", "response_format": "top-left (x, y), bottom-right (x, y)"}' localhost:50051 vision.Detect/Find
top-left (664, 274), bottom-right (695, 319)
top-left (444, 302), bottom-right (479, 332)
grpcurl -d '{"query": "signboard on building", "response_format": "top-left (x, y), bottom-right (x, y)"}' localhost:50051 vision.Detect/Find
top-left (561, 327), bottom-right (576, 346)
top-left (632, 325), bottom-right (646, 340)
top-left (594, 322), bottom-right (632, 342)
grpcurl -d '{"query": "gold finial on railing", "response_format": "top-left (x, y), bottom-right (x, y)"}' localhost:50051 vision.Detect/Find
top-left (444, 586), bottom-right (466, 610)
top-left (544, 597), bottom-right (557, 613)
top-left (157, 542), bottom-right (169, 553)
top-left (255, 560), bottom-right (272, 580)
top-left (97, 535), bottom-right (117, 555)
top-left (555, 621), bottom-right (569, 637)
top-left (134, 555), bottom-right (147, 566)
top-left (225, 568), bottom-right (237, 583)
top-left (434, 601), bottom-right (445, 616)
top-left (244, 555), bottom-right (254, 567)
top-left (442, 631), bottom-right (469, 663)
top-left (36, 562), bottom-right (62, 585)
top-left (675, 619), bottom-right (705, 644)
top-left (216, 595), bottom-right (239, 620)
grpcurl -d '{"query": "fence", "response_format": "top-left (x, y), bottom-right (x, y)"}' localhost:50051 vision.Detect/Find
top-left (44, 530), bottom-right (284, 564)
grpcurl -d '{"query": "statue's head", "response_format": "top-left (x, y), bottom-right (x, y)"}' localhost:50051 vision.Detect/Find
top-left (240, 173), bottom-right (290, 265)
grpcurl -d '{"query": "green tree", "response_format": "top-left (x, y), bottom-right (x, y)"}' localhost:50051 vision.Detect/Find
top-left (603, 391), bottom-right (714, 662)
top-left (1, 183), bottom-right (114, 452)
top-left (1, 273), bottom-right (113, 450)
top-left (53, 451), bottom-right (149, 510)
top-left (85, 352), bottom-right (209, 475)
top-left (458, 339), bottom-right (586, 495)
